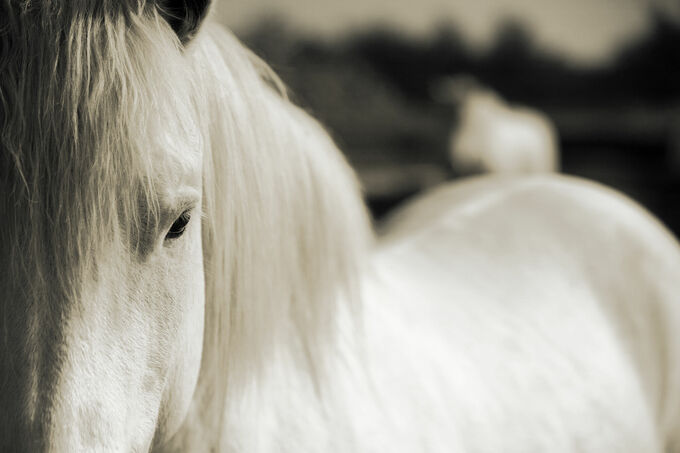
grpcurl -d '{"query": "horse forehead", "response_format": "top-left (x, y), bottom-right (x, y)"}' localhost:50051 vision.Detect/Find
top-left (149, 116), bottom-right (203, 187)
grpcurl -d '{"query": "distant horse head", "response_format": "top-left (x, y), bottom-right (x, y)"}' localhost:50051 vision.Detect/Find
top-left (0, 1), bottom-right (370, 450)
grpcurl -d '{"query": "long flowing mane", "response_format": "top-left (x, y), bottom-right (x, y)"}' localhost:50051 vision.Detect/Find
top-left (170, 24), bottom-right (373, 450)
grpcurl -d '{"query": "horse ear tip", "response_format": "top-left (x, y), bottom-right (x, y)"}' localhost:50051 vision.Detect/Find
top-left (160, 0), bottom-right (212, 46)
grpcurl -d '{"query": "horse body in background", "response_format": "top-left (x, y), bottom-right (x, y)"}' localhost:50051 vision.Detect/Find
top-left (445, 83), bottom-right (559, 175)
top-left (1, 1), bottom-right (679, 452)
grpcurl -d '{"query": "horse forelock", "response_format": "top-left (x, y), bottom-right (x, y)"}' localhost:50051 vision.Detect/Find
top-left (0, 2), bottom-right (200, 440)
top-left (1, 1), bottom-right (200, 280)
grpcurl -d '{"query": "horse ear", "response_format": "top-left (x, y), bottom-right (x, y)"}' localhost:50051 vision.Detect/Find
top-left (157, 0), bottom-right (212, 46)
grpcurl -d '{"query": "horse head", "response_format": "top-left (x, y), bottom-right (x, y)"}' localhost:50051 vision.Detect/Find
top-left (0, 0), bottom-right (371, 450)
top-left (0, 1), bottom-right (211, 450)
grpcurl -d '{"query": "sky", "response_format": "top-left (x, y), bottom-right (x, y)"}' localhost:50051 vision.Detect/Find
top-left (214, 0), bottom-right (678, 66)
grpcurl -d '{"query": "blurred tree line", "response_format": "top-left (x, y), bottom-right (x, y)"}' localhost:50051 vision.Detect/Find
top-left (240, 12), bottom-right (680, 230)
top-left (241, 12), bottom-right (680, 159)
top-left (243, 11), bottom-right (680, 107)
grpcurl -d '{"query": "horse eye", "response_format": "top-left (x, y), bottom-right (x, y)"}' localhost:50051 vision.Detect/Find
top-left (165, 210), bottom-right (191, 240)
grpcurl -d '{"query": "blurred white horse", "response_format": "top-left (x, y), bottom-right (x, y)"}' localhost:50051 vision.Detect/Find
top-left (1, 2), bottom-right (679, 452)
top-left (442, 78), bottom-right (560, 174)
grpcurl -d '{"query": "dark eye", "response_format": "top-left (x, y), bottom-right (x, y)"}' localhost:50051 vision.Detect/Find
top-left (165, 210), bottom-right (191, 240)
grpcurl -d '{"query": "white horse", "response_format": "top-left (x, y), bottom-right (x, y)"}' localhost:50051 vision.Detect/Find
top-left (1, 1), bottom-right (679, 452)
top-left (447, 85), bottom-right (560, 174)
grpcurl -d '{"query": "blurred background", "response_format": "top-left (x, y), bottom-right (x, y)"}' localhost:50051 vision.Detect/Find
top-left (214, 0), bottom-right (680, 236)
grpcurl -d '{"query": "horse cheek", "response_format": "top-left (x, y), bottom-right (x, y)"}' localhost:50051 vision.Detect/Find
top-left (153, 232), bottom-right (206, 442)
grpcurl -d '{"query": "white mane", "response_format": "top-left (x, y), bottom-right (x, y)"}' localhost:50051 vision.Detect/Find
top-left (170, 24), bottom-right (373, 450)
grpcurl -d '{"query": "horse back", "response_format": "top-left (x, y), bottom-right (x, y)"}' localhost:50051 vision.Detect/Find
top-left (377, 174), bottom-right (680, 451)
